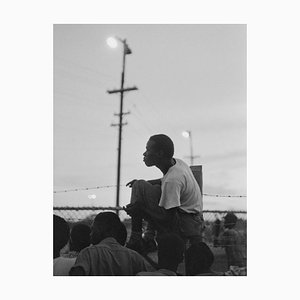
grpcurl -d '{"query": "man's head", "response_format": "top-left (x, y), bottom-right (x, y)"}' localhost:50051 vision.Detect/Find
top-left (53, 215), bottom-right (70, 259)
top-left (143, 134), bottom-right (174, 166)
top-left (70, 223), bottom-right (91, 252)
top-left (115, 222), bottom-right (127, 246)
top-left (156, 233), bottom-right (185, 272)
top-left (185, 242), bottom-right (214, 275)
top-left (90, 211), bottom-right (124, 245)
top-left (224, 212), bottom-right (238, 229)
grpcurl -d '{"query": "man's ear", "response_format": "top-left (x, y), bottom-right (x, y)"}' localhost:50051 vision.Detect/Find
top-left (157, 150), bottom-right (164, 158)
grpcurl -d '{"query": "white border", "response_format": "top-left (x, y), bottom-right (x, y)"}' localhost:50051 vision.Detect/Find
top-left (2, 0), bottom-right (299, 299)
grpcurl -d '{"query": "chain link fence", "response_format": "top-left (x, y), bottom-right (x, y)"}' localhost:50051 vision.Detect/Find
top-left (53, 206), bottom-right (246, 222)
top-left (53, 206), bottom-right (246, 272)
top-left (53, 206), bottom-right (246, 245)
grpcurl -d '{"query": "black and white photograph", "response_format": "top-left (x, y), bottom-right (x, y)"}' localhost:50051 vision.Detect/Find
top-left (53, 24), bottom-right (247, 276)
top-left (2, 0), bottom-right (299, 298)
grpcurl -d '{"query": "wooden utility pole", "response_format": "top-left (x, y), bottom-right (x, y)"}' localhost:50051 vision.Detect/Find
top-left (107, 38), bottom-right (138, 215)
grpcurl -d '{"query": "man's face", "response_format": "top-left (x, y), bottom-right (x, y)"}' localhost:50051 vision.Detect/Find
top-left (143, 140), bottom-right (160, 167)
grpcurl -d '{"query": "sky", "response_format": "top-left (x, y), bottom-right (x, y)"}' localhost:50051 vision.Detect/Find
top-left (53, 24), bottom-right (246, 213)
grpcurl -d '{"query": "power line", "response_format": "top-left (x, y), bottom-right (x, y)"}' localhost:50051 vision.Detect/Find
top-left (138, 91), bottom-right (181, 137)
top-left (130, 109), bottom-right (155, 134)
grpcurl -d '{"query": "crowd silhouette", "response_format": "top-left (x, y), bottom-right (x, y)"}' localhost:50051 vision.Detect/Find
top-left (53, 211), bottom-right (246, 276)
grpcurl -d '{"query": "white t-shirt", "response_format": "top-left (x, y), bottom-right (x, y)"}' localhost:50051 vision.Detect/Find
top-left (159, 158), bottom-right (203, 213)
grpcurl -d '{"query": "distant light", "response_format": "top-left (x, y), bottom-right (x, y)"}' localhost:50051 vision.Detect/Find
top-left (182, 131), bottom-right (190, 138)
top-left (106, 37), bottom-right (118, 48)
top-left (88, 194), bottom-right (96, 200)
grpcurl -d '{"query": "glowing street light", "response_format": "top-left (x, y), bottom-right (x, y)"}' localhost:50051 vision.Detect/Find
top-left (106, 37), bottom-right (118, 48)
top-left (106, 36), bottom-right (132, 54)
top-left (182, 130), bottom-right (190, 139)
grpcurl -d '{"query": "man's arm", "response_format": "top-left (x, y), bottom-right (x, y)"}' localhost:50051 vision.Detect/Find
top-left (126, 178), bottom-right (161, 188)
top-left (147, 178), bottom-right (162, 186)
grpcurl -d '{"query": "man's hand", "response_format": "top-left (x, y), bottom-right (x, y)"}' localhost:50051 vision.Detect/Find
top-left (123, 202), bottom-right (140, 217)
top-left (126, 179), bottom-right (137, 188)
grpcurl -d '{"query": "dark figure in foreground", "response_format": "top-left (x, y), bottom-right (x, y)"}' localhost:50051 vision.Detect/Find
top-left (69, 212), bottom-right (152, 276)
top-left (124, 134), bottom-right (203, 254)
top-left (137, 233), bottom-right (185, 276)
top-left (53, 215), bottom-right (76, 275)
top-left (185, 242), bottom-right (222, 276)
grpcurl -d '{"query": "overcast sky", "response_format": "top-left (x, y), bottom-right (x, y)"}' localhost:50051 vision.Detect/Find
top-left (53, 24), bottom-right (246, 213)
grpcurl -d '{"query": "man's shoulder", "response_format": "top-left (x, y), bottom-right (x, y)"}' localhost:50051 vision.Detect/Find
top-left (77, 239), bottom-right (115, 255)
top-left (98, 239), bottom-right (145, 258)
top-left (164, 160), bottom-right (186, 181)
top-left (169, 158), bottom-right (193, 178)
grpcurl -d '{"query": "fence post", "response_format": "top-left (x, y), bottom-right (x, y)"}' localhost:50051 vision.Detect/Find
top-left (190, 165), bottom-right (203, 194)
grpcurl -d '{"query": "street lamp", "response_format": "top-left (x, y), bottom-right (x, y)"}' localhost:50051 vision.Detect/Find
top-left (182, 130), bottom-right (199, 165)
top-left (106, 37), bottom-right (118, 48)
top-left (107, 36), bottom-right (137, 215)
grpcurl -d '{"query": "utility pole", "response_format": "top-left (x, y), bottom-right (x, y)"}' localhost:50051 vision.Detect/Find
top-left (182, 130), bottom-right (200, 165)
top-left (107, 38), bottom-right (138, 215)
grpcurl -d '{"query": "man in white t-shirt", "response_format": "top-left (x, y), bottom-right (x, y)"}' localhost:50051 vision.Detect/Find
top-left (124, 134), bottom-right (203, 254)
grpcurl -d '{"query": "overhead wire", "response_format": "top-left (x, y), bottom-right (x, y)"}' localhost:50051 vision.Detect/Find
top-left (130, 105), bottom-right (155, 134)
top-left (138, 91), bottom-right (181, 137)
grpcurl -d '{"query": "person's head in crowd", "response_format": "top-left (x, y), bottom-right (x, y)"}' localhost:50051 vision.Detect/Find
top-left (90, 211), bottom-right (124, 245)
top-left (53, 215), bottom-right (70, 259)
top-left (185, 242), bottom-right (215, 275)
top-left (115, 221), bottom-right (127, 246)
top-left (156, 233), bottom-right (185, 272)
top-left (224, 212), bottom-right (238, 229)
top-left (69, 223), bottom-right (91, 252)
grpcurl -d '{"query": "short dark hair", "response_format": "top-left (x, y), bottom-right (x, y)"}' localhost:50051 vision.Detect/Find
top-left (93, 212), bottom-right (123, 241)
top-left (224, 212), bottom-right (238, 229)
top-left (157, 233), bottom-right (185, 267)
top-left (185, 242), bottom-right (214, 275)
top-left (149, 134), bottom-right (174, 159)
top-left (70, 223), bottom-right (91, 252)
top-left (53, 215), bottom-right (70, 255)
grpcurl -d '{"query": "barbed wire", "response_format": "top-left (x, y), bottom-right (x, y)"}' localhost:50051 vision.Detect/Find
top-left (53, 206), bottom-right (246, 214)
top-left (203, 194), bottom-right (246, 198)
top-left (53, 184), bottom-right (246, 198)
top-left (53, 185), bottom-right (116, 194)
